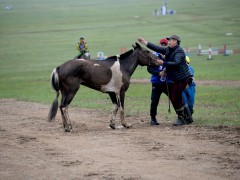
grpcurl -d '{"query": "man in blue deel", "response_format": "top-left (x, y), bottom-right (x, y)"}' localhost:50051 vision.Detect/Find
top-left (147, 38), bottom-right (173, 125)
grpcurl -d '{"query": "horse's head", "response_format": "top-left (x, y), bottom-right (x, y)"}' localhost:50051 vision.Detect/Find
top-left (132, 42), bottom-right (159, 67)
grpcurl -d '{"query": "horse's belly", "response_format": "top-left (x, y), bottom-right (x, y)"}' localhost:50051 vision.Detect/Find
top-left (101, 80), bottom-right (122, 93)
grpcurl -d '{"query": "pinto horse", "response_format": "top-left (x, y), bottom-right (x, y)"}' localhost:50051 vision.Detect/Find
top-left (48, 42), bottom-right (158, 132)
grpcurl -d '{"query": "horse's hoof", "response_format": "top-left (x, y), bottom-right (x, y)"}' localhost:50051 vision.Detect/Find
top-left (64, 128), bottom-right (71, 132)
top-left (64, 124), bottom-right (72, 132)
top-left (109, 123), bottom-right (115, 129)
top-left (123, 123), bottom-right (132, 128)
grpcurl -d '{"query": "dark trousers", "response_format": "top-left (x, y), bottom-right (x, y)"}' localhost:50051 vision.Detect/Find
top-left (170, 78), bottom-right (189, 111)
top-left (150, 83), bottom-right (171, 118)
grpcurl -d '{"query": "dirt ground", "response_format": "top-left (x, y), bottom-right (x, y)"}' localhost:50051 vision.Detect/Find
top-left (0, 97), bottom-right (239, 180)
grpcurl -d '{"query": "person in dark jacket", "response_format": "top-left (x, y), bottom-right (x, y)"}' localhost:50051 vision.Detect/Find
top-left (138, 35), bottom-right (192, 125)
top-left (147, 38), bottom-right (173, 125)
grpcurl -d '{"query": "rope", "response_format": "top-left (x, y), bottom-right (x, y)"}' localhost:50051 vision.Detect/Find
top-left (165, 77), bottom-right (171, 113)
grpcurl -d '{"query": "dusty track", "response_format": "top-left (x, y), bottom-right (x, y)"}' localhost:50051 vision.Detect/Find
top-left (0, 99), bottom-right (239, 180)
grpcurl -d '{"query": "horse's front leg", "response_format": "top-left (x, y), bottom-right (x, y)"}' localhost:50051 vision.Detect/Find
top-left (119, 92), bottom-right (132, 128)
top-left (60, 106), bottom-right (72, 132)
top-left (108, 92), bottom-right (119, 129)
top-left (110, 104), bottom-right (118, 129)
top-left (119, 107), bottom-right (132, 128)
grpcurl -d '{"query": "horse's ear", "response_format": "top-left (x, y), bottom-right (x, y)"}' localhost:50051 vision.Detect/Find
top-left (132, 44), bottom-right (136, 49)
top-left (135, 42), bottom-right (141, 48)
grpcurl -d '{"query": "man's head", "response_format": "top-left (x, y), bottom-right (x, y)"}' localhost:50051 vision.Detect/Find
top-left (159, 38), bottom-right (168, 47)
top-left (167, 35), bottom-right (181, 48)
top-left (80, 36), bottom-right (85, 42)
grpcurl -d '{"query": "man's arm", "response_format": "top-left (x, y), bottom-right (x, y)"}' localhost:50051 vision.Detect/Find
top-left (157, 48), bottom-right (185, 67)
top-left (163, 48), bottom-right (185, 67)
top-left (138, 37), bottom-right (166, 55)
top-left (82, 43), bottom-right (88, 51)
top-left (147, 42), bottom-right (166, 54)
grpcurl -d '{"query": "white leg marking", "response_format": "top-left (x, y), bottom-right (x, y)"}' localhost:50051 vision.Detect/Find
top-left (110, 103), bottom-right (118, 129)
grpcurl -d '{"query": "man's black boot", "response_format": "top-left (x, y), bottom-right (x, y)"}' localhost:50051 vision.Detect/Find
top-left (184, 106), bottom-right (193, 124)
top-left (173, 110), bottom-right (186, 126)
top-left (150, 117), bottom-right (160, 125)
top-left (190, 110), bottom-right (194, 115)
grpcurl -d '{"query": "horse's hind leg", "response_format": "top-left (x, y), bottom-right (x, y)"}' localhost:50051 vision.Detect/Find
top-left (60, 89), bottom-right (78, 132)
top-left (60, 106), bottom-right (72, 132)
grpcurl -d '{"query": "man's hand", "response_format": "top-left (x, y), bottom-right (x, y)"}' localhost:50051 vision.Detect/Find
top-left (137, 37), bottom-right (148, 45)
top-left (159, 71), bottom-right (166, 77)
top-left (157, 60), bottom-right (164, 65)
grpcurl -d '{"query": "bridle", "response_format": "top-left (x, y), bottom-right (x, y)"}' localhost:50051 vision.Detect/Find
top-left (135, 48), bottom-right (157, 66)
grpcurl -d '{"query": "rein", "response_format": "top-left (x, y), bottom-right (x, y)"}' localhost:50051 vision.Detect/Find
top-left (165, 77), bottom-right (171, 113)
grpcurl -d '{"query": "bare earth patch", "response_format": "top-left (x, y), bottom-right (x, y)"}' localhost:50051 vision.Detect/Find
top-left (0, 98), bottom-right (239, 180)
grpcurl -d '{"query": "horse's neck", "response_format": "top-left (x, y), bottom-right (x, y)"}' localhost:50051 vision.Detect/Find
top-left (120, 52), bottom-right (138, 77)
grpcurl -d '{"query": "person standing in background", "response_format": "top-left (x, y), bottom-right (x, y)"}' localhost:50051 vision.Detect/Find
top-left (76, 36), bottom-right (90, 59)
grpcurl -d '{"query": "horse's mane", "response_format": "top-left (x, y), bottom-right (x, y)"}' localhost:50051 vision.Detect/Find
top-left (105, 56), bottom-right (118, 61)
top-left (119, 49), bottom-right (134, 60)
top-left (105, 49), bottom-right (134, 61)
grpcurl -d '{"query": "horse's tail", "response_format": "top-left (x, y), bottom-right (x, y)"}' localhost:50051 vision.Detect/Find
top-left (48, 68), bottom-right (60, 122)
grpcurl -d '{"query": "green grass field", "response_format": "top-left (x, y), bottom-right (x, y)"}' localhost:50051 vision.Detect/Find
top-left (0, 0), bottom-right (240, 126)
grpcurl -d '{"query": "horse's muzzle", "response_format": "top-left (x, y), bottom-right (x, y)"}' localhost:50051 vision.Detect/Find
top-left (149, 58), bottom-right (159, 67)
